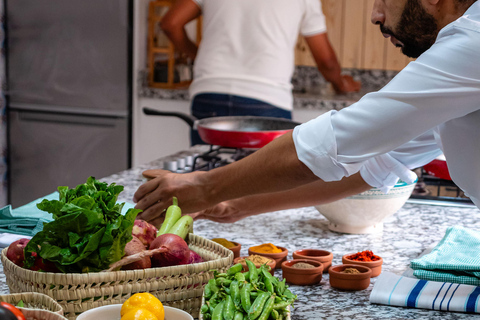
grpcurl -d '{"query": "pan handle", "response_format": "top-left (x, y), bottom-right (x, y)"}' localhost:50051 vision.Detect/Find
top-left (143, 107), bottom-right (197, 128)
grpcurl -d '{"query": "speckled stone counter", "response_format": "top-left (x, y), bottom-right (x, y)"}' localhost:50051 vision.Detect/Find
top-left (1, 146), bottom-right (479, 319)
top-left (138, 67), bottom-right (398, 112)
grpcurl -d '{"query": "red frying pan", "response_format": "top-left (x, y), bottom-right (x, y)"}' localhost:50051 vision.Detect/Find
top-left (143, 107), bottom-right (300, 149)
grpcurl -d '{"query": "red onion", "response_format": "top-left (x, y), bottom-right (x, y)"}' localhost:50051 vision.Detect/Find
top-left (150, 234), bottom-right (191, 267)
top-left (188, 250), bottom-right (204, 264)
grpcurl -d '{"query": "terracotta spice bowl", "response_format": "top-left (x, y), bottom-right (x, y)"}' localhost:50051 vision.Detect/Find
top-left (342, 253), bottom-right (383, 277)
top-left (229, 241), bottom-right (241, 259)
top-left (292, 249), bottom-right (333, 273)
top-left (329, 264), bottom-right (372, 291)
top-left (248, 245), bottom-right (288, 269)
top-left (234, 256), bottom-right (276, 275)
top-left (281, 259), bottom-right (324, 286)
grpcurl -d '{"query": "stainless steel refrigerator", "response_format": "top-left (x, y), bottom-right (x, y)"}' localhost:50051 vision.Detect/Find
top-left (5, 0), bottom-right (132, 207)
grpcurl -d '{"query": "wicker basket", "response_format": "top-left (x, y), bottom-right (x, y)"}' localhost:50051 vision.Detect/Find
top-left (1, 234), bottom-right (233, 320)
top-left (0, 292), bottom-right (67, 320)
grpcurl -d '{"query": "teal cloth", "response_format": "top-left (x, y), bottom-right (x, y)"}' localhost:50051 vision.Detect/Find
top-left (411, 226), bottom-right (480, 285)
top-left (0, 192), bottom-right (136, 236)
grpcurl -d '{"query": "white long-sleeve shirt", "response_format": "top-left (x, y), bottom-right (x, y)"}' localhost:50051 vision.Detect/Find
top-left (293, 2), bottom-right (480, 208)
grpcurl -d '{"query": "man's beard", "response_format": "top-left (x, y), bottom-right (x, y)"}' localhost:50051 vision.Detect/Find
top-left (381, 0), bottom-right (439, 58)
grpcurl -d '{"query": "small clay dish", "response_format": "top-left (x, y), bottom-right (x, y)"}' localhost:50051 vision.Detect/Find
top-left (342, 253), bottom-right (383, 277)
top-left (328, 264), bottom-right (372, 291)
top-left (229, 241), bottom-right (241, 259)
top-left (234, 256), bottom-right (276, 275)
top-left (292, 249), bottom-right (333, 273)
top-left (281, 259), bottom-right (323, 285)
top-left (248, 245), bottom-right (288, 269)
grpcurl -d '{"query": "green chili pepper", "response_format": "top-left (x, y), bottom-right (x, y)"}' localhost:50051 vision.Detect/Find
top-left (216, 277), bottom-right (232, 287)
top-left (230, 280), bottom-right (241, 307)
top-left (248, 292), bottom-right (270, 320)
top-left (233, 311), bottom-right (244, 320)
top-left (216, 273), bottom-right (228, 278)
top-left (212, 301), bottom-right (225, 320)
top-left (228, 263), bottom-right (243, 276)
top-left (257, 295), bottom-right (275, 320)
top-left (245, 259), bottom-right (258, 283)
top-left (240, 282), bottom-right (252, 313)
top-left (157, 196), bottom-right (182, 236)
top-left (223, 295), bottom-right (235, 320)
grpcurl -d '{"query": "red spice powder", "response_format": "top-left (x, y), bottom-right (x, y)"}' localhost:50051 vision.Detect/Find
top-left (347, 250), bottom-right (380, 262)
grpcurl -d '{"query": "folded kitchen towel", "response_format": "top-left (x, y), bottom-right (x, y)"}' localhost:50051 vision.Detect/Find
top-left (0, 192), bottom-right (136, 237)
top-left (410, 226), bottom-right (480, 286)
top-left (370, 271), bottom-right (480, 313)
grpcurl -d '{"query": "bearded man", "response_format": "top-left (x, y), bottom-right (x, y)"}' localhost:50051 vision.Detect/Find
top-left (134, 0), bottom-right (480, 226)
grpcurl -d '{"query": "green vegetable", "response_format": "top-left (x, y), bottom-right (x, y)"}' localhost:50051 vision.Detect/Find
top-left (223, 295), bottom-right (235, 320)
top-left (24, 177), bottom-right (142, 273)
top-left (167, 215), bottom-right (194, 240)
top-left (157, 197), bottom-right (182, 236)
top-left (233, 311), bottom-right (244, 320)
top-left (240, 282), bottom-right (252, 313)
top-left (230, 280), bottom-right (241, 307)
top-left (227, 263), bottom-right (243, 276)
top-left (16, 300), bottom-right (24, 308)
top-left (212, 301), bottom-right (225, 320)
top-left (257, 295), bottom-right (275, 320)
top-left (248, 292), bottom-right (269, 320)
top-left (245, 259), bottom-right (258, 283)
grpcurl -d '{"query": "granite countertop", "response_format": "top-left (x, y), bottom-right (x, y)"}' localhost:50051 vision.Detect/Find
top-left (1, 146), bottom-right (479, 319)
top-left (138, 67), bottom-right (398, 112)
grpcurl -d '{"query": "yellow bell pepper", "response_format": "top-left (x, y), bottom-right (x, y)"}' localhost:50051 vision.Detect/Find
top-left (121, 293), bottom-right (164, 320)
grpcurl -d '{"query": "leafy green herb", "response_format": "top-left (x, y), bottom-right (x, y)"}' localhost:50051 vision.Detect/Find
top-left (16, 300), bottom-right (24, 308)
top-left (24, 177), bottom-right (142, 273)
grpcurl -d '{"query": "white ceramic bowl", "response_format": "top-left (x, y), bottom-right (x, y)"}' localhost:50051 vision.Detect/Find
top-left (315, 180), bottom-right (416, 234)
top-left (77, 304), bottom-right (194, 320)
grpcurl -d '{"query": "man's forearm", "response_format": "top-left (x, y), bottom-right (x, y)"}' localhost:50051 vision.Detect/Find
top-left (227, 172), bottom-right (371, 216)
top-left (162, 28), bottom-right (198, 60)
top-left (199, 132), bottom-right (320, 207)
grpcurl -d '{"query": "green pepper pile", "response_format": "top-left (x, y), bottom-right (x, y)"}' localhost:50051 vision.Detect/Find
top-left (201, 260), bottom-right (297, 320)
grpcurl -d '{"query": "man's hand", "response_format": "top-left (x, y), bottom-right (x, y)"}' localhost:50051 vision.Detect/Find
top-left (334, 75), bottom-right (361, 94)
top-left (133, 170), bottom-right (212, 223)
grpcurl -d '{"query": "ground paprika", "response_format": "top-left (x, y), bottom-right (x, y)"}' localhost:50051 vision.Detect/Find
top-left (346, 250), bottom-right (380, 262)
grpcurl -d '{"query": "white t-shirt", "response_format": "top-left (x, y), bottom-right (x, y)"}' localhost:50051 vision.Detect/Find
top-left (190, 0), bottom-right (327, 110)
top-left (293, 2), bottom-right (480, 208)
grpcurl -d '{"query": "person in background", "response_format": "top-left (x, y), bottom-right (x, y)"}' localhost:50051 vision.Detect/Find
top-left (135, 0), bottom-right (480, 227)
top-left (161, 0), bottom-right (361, 145)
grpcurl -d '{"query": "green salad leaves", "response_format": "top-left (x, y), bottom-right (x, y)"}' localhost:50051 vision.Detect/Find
top-left (24, 177), bottom-right (142, 273)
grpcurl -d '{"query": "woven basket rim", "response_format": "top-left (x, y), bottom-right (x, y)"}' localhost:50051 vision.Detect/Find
top-left (1, 234), bottom-right (233, 284)
top-left (0, 292), bottom-right (64, 315)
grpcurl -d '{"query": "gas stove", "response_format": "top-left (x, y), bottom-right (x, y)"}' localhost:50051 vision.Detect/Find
top-left (161, 145), bottom-right (256, 173)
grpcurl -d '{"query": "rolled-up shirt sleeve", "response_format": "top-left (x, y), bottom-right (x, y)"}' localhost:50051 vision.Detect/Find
top-left (293, 24), bottom-right (480, 192)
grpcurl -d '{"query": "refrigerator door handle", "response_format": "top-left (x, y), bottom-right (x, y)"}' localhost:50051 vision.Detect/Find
top-left (18, 110), bottom-right (119, 127)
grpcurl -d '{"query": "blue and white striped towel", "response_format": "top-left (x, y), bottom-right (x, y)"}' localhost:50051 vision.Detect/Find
top-left (370, 272), bottom-right (480, 313)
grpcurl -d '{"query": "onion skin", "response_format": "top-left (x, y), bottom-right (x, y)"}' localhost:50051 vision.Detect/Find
top-left (188, 250), bottom-right (204, 264)
top-left (150, 234), bottom-right (191, 267)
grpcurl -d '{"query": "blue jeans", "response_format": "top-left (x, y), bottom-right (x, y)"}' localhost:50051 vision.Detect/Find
top-left (190, 93), bottom-right (292, 146)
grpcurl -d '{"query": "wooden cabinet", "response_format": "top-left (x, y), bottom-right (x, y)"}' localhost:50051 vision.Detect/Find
top-left (147, 1), bottom-right (201, 88)
top-left (295, 0), bottom-right (414, 71)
